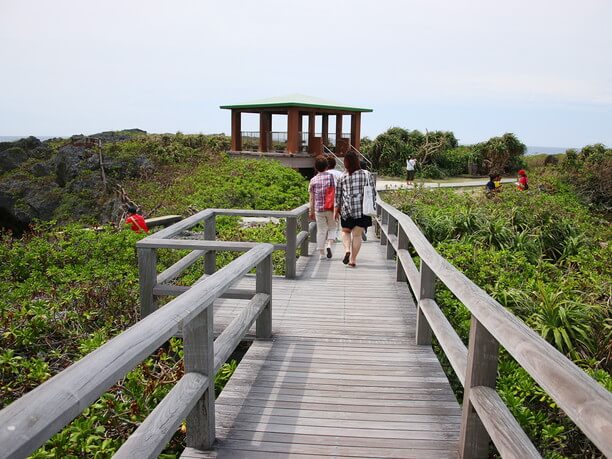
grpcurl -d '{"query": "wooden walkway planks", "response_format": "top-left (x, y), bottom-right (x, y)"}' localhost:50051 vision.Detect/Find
top-left (183, 237), bottom-right (461, 458)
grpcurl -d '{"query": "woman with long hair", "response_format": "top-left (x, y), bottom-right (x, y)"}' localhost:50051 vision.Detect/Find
top-left (334, 151), bottom-right (376, 268)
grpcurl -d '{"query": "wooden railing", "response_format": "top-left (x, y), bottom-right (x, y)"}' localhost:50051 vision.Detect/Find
top-left (0, 204), bottom-right (315, 459)
top-left (376, 198), bottom-right (612, 458)
top-left (137, 205), bottom-right (313, 317)
top-left (0, 242), bottom-right (273, 459)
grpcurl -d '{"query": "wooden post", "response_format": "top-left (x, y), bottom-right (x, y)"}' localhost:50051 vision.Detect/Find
top-left (380, 209), bottom-right (388, 246)
top-left (299, 211), bottom-right (309, 256)
top-left (204, 215), bottom-right (216, 275)
top-left (184, 305), bottom-right (215, 450)
top-left (310, 220), bottom-right (317, 245)
top-left (287, 108), bottom-right (299, 154)
top-left (351, 112), bottom-right (361, 151)
top-left (138, 247), bottom-right (157, 318)
top-left (297, 113), bottom-right (303, 150)
top-left (285, 217), bottom-right (297, 279)
top-left (308, 112), bottom-right (316, 154)
top-left (231, 110), bottom-right (241, 152)
top-left (459, 317), bottom-right (500, 459)
top-left (256, 254), bottom-right (273, 339)
top-left (259, 112), bottom-right (271, 152)
top-left (416, 260), bottom-right (435, 344)
top-left (373, 201), bottom-right (382, 238)
top-left (335, 114), bottom-right (343, 148)
top-left (322, 114), bottom-right (329, 146)
top-left (396, 226), bottom-right (408, 282)
top-left (386, 215), bottom-right (397, 260)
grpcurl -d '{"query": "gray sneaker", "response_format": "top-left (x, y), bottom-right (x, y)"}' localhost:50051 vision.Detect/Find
top-left (362, 231), bottom-right (367, 241)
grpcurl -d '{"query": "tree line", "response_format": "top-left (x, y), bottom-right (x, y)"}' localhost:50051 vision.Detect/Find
top-left (361, 127), bottom-right (527, 178)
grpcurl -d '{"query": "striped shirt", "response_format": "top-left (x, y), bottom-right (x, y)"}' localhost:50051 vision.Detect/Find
top-left (335, 169), bottom-right (376, 218)
top-left (309, 172), bottom-right (335, 212)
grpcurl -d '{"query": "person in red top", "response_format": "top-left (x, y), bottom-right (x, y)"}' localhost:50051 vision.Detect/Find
top-left (516, 169), bottom-right (529, 191)
top-left (125, 205), bottom-right (149, 233)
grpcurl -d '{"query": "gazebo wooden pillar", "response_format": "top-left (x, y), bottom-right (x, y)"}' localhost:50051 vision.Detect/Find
top-left (287, 108), bottom-right (300, 154)
top-left (308, 113), bottom-right (315, 153)
top-left (336, 114), bottom-right (343, 145)
top-left (231, 110), bottom-right (241, 152)
top-left (322, 115), bottom-right (329, 146)
top-left (351, 112), bottom-right (362, 151)
top-left (259, 112), bottom-right (271, 152)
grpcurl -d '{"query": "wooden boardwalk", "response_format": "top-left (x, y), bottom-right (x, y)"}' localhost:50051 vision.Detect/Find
top-left (184, 237), bottom-right (461, 458)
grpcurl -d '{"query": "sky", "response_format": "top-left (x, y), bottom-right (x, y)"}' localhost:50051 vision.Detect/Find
top-left (1, 0), bottom-right (611, 147)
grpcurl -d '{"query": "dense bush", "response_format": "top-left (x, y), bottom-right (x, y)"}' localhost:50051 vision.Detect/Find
top-left (362, 127), bottom-right (457, 176)
top-left (385, 184), bottom-right (611, 458)
top-left (559, 144), bottom-right (611, 208)
top-left (432, 146), bottom-right (476, 176)
top-left (126, 155), bottom-right (309, 216)
top-left (474, 132), bottom-right (526, 175)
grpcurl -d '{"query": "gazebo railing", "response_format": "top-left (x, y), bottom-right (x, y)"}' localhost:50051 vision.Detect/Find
top-left (239, 131), bottom-right (352, 153)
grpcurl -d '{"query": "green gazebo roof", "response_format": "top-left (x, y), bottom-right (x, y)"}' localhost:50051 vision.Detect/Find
top-left (220, 94), bottom-right (373, 113)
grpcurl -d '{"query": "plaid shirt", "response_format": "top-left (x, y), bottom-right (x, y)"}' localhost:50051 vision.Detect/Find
top-left (335, 169), bottom-right (376, 218)
top-left (309, 172), bottom-right (335, 212)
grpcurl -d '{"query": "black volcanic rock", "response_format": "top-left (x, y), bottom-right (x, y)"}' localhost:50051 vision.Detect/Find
top-left (0, 147), bottom-right (28, 172)
top-left (55, 145), bottom-right (95, 187)
top-left (0, 136), bottom-right (41, 153)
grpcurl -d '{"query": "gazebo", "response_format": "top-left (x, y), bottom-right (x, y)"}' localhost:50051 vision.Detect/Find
top-left (220, 94), bottom-right (372, 168)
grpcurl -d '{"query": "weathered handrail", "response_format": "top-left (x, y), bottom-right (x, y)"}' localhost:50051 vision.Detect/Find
top-left (376, 198), bottom-right (612, 458)
top-left (137, 204), bottom-right (310, 318)
top-left (0, 242), bottom-right (274, 459)
top-left (349, 143), bottom-right (373, 171)
top-left (323, 144), bottom-right (346, 172)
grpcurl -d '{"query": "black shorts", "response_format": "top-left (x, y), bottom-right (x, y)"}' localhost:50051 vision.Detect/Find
top-left (407, 170), bottom-right (415, 180)
top-left (341, 215), bottom-right (372, 230)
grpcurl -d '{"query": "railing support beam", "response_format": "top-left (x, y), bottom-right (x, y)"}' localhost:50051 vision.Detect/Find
top-left (460, 317), bottom-right (500, 458)
top-left (299, 211), bottom-right (309, 257)
top-left (285, 217), bottom-right (297, 278)
top-left (204, 215), bottom-right (216, 275)
top-left (380, 209), bottom-right (388, 246)
top-left (138, 247), bottom-right (157, 318)
top-left (256, 254), bottom-right (273, 338)
top-left (386, 215), bottom-right (398, 260)
top-left (184, 305), bottom-right (215, 451)
top-left (416, 260), bottom-right (435, 344)
top-left (396, 226), bottom-right (408, 283)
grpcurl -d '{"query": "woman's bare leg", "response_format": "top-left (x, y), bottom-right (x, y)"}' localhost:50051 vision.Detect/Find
top-left (350, 226), bottom-right (364, 264)
top-left (341, 228), bottom-right (352, 254)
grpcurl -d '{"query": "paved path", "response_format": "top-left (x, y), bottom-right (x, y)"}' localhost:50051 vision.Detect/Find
top-left (183, 238), bottom-right (461, 458)
top-left (375, 177), bottom-right (516, 191)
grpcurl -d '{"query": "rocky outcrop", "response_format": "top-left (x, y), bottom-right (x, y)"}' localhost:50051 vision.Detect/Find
top-left (0, 132), bottom-right (153, 234)
top-left (0, 147), bottom-right (27, 171)
top-left (90, 128), bottom-right (147, 143)
top-left (0, 177), bottom-right (61, 234)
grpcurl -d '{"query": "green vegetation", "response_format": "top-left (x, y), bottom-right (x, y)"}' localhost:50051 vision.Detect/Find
top-left (362, 127), bottom-right (526, 178)
top-left (0, 138), bottom-right (309, 457)
top-left (384, 172), bottom-right (611, 457)
top-left (125, 154), bottom-right (309, 216)
top-left (558, 144), bottom-right (611, 209)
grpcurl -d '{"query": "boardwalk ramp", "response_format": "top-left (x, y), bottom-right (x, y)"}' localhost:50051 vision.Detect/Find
top-left (183, 238), bottom-right (461, 458)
